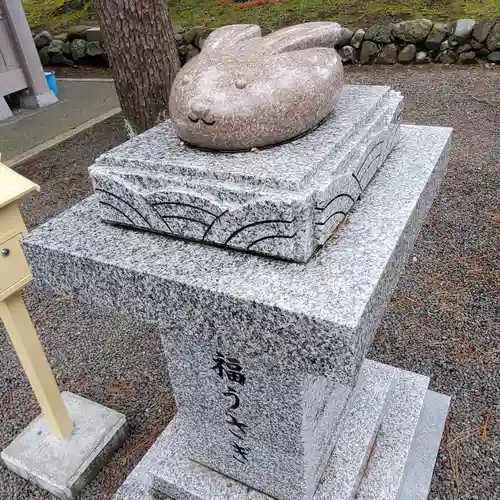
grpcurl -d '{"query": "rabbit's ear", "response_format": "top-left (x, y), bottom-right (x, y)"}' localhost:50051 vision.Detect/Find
top-left (256, 22), bottom-right (342, 55)
top-left (202, 24), bottom-right (262, 53)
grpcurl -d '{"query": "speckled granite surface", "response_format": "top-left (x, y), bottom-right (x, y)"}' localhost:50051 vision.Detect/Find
top-left (150, 359), bottom-right (396, 500)
top-left (397, 391), bottom-right (451, 500)
top-left (315, 361), bottom-right (395, 499)
top-left (90, 85), bottom-right (403, 262)
top-left (24, 124), bottom-right (451, 500)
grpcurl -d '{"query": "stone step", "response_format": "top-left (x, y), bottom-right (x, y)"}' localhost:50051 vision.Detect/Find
top-left (313, 93), bottom-right (402, 245)
top-left (151, 417), bottom-right (272, 500)
top-left (92, 85), bottom-right (395, 191)
top-left (314, 360), bottom-right (396, 500)
top-left (128, 360), bottom-right (397, 500)
top-left (355, 369), bottom-right (430, 500)
top-left (313, 89), bottom-right (403, 191)
top-left (397, 390), bottom-right (451, 500)
top-left (89, 85), bottom-right (406, 262)
top-left (116, 362), bottom-right (446, 500)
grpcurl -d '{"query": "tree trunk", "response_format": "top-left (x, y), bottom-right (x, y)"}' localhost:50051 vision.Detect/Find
top-left (93, 0), bottom-right (181, 136)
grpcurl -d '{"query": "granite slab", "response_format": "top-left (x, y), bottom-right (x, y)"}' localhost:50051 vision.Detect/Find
top-left (314, 361), bottom-right (396, 500)
top-left (151, 359), bottom-right (394, 500)
top-left (397, 391), bottom-right (451, 500)
top-left (23, 125), bottom-right (452, 353)
top-left (23, 125), bottom-right (452, 499)
top-left (89, 85), bottom-right (403, 262)
top-left (355, 369), bottom-right (430, 500)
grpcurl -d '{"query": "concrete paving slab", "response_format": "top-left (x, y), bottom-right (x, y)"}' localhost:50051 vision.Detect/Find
top-left (1, 392), bottom-right (129, 500)
top-left (0, 80), bottom-right (119, 163)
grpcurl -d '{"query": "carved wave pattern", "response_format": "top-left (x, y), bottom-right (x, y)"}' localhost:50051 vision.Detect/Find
top-left (97, 188), bottom-right (300, 258)
top-left (223, 218), bottom-right (297, 250)
top-left (313, 192), bottom-right (354, 244)
top-left (152, 200), bottom-right (226, 241)
top-left (97, 189), bottom-right (159, 229)
top-left (314, 121), bottom-right (401, 241)
top-left (353, 121), bottom-right (400, 190)
top-left (314, 193), bottom-right (355, 231)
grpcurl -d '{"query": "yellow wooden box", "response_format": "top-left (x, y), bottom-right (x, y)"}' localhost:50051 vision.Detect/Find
top-left (0, 162), bottom-right (39, 301)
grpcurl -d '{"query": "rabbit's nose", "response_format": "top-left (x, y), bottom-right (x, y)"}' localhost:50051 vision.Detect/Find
top-left (189, 101), bottom-right (212, 119)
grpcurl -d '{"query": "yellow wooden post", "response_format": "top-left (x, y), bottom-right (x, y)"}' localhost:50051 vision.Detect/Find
top-left (0, 160), bottom-right (73, 439)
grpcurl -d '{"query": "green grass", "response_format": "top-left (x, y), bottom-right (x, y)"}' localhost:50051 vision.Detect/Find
top-left (171, 0), bottom-right (500, 31)
top-left (23, 0), bottom-right (500, 34)
top-left (22, 0), bottom-right (94, 32)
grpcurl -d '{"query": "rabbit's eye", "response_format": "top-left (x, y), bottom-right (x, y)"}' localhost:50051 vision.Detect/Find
top-left (235, 79), bottom-right (247, 89)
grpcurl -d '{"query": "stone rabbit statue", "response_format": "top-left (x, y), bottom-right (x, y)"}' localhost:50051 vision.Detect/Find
top-left (169, 22), bottom-right (344, 151)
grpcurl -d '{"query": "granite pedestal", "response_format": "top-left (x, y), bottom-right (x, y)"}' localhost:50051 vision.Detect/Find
top-left (23, 122), bottom-right (452, 500)
top-left (115, 362), bottom-right (450, 500)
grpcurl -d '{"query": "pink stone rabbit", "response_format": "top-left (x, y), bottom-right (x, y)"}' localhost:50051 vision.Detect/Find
top-left (169, 22), bottom-right (344, 151)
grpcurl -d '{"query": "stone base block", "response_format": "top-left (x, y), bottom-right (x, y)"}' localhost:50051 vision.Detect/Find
top-left (397, 390), bottom-right (451, 500)
top-left (19, 90), bottom-right (59, 109)
top-left (112, 361), bottom-right (449, 500)
top-left (1, 392), bottom-right (129, 500)
top-left (0, 96), bottom-right (13, 121)
top-left (90, 85), bottom-right (403, 262)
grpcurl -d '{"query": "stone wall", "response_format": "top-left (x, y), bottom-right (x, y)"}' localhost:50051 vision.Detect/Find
top-left (33, 19), bottom-right (500, 67)
top-left (32, 24), bottom-right (212, 67)
top-left (336, 19), bottom-right (500, 65)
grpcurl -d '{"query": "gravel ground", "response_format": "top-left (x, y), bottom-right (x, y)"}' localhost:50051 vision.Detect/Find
top-left (0, 64), bottom-right (499, 500)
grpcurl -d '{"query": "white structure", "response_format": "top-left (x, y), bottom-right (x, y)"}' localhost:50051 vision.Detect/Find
top-left (0, 0), bottom-right (57, 120)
